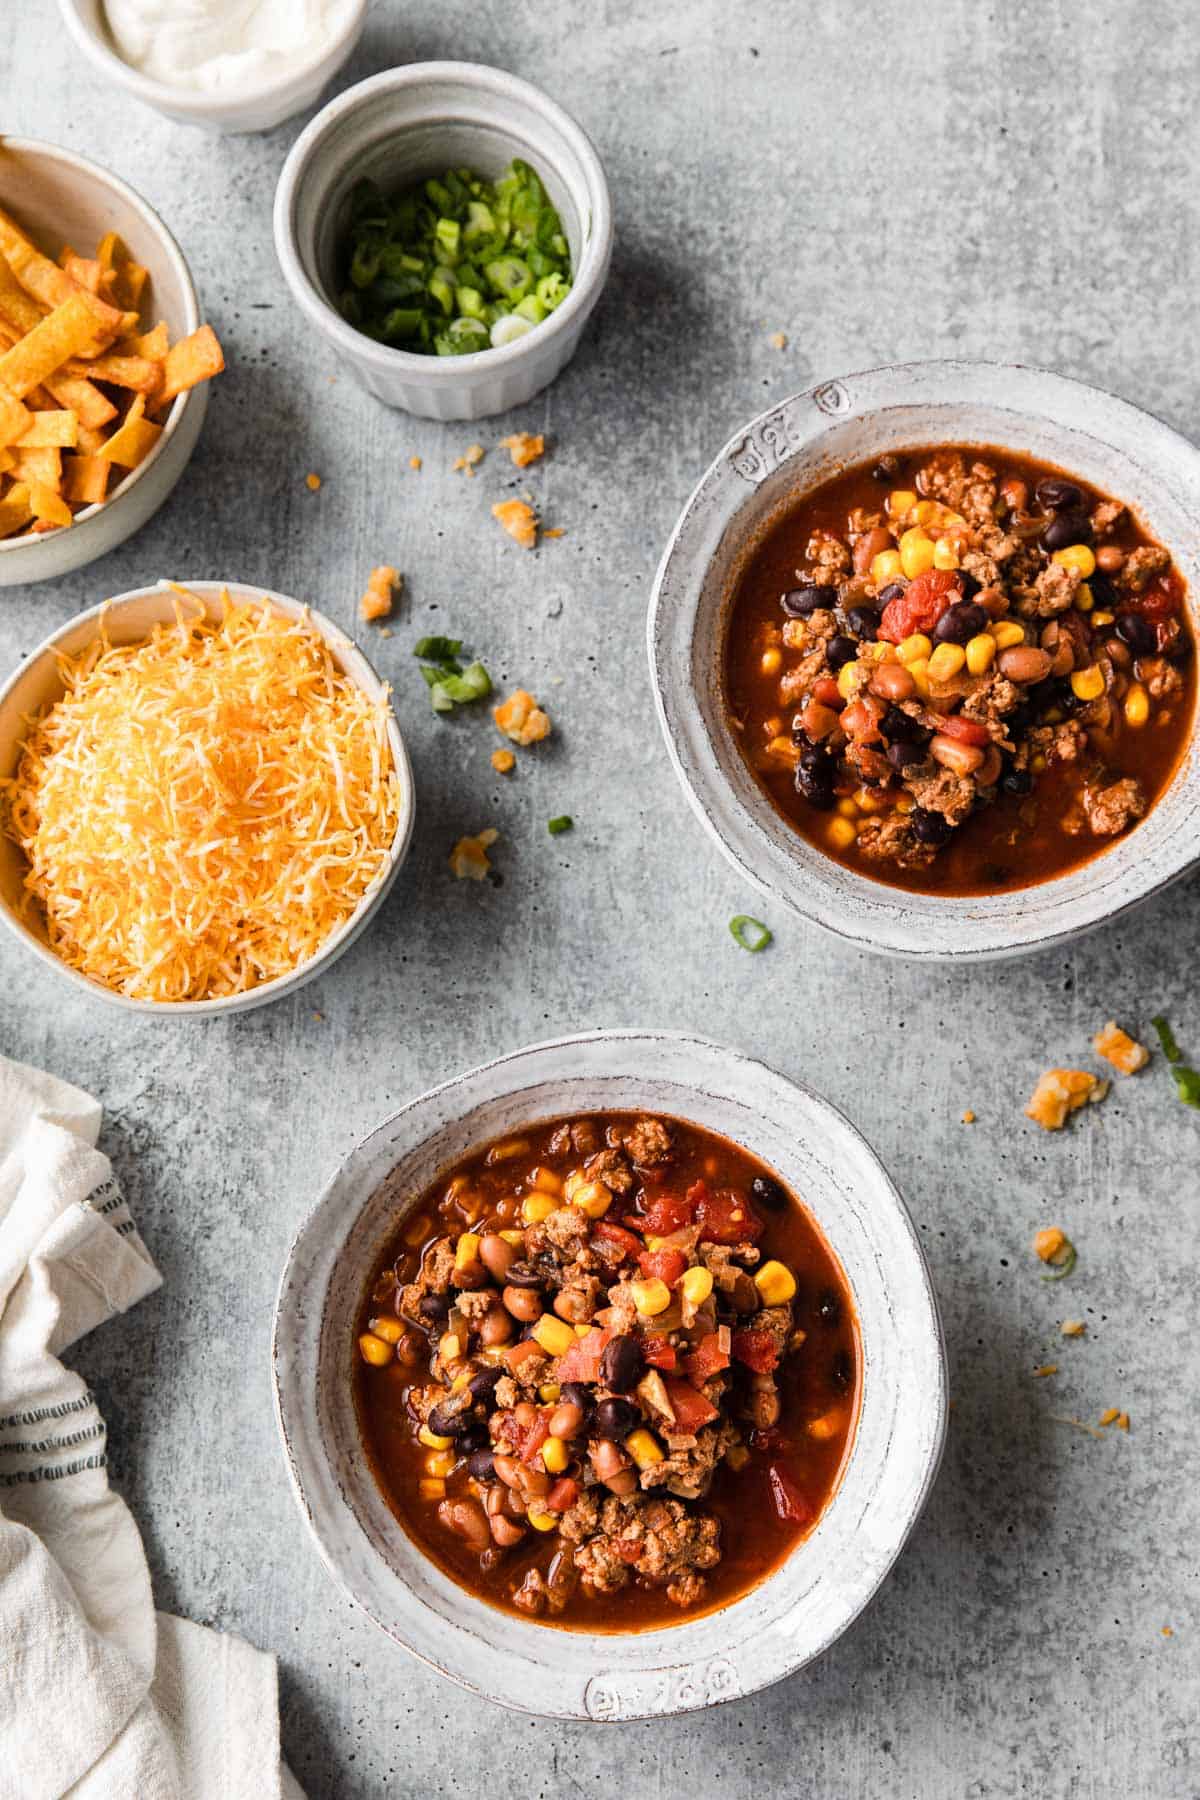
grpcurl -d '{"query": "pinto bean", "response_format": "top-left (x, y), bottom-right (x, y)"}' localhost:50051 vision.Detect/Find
top-left (801, 698), bottom-right (840, 740)
top-left (513, 1401), bottom-right (538, 1429)
top-left (478, 1306), bottom-right (514, 1347)
top-left (604, 1468), bottom-right (639, 1497)
top-left (1049, 637), bottom-right (1075, 677)
top-left (748, 1374), bottom-right (780, 1430)
top-left (492, 1453), bottom-right (523, 1489)
top-left (852, 525), bottom-right (892, 574)
top-left (930, 733), bottom-right (985, 777)
top-left (396, 1331), bottom-right (425, 1365)
top-left (490, 1513), bottom-right (527, 1547)
top-left (977, 745), bottom-right (1003, 786)
top-left (1105, 636), bottom-right (1132, 669)
top-left (548, 1402), bottom-right (585, 1439)
top-left (1096, 544), bottom-right (1126, 572)
top-left (479, 1233), bottom-right (516, 1283)
top-left (553, 1287), bottom-right (592, 1324)
top-left (514, 1465), bottom-right (550, 1500)
top-left (502, 1284), bottom-right (543, 1322)
top-left (436, 1497), bottom-right (491, 1552)
top-left (869, 662), bottom-right (916, 702)
top-left (589, 1439), bottom-right (627, 1481)
top-left (997, 645), bottom-right (1053, 684)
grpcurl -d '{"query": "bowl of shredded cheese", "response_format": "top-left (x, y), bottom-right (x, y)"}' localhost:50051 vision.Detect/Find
top-left (0, 580), bottom-right (414, 1012)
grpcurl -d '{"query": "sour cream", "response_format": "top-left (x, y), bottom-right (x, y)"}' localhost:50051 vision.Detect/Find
top-left (103, 0), bottom-right (355, 94)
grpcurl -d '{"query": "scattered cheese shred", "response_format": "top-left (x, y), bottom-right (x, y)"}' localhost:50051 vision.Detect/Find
top-left (1093, 1020), bottom-right (1150, 1076)
top-left (1060, 1320), bottom-right (1087, 1338)
top-left (491, 748), bottom-right (516, 775)
top-left (494, 689), bottom-right (551, 746)
top-left (499, 432), bottom-right (544, 469)
top-left (769, 331), bottom-right (788, 350)
top-left (305, 472), bottom-right (322, 491)
top-left (359, 564), bottom-right (400, 622)
top-left (1033, 1365), bottom-right (1058, 1378)
top-left (1025, 1067), bottom-right (1109, 1130)
top-left (452, 444), bottom-right (485, 475)
top-left (492, 499), bottom-right (537, 549)
top-left (450, 828), bottom-right (498, 881)
top-left (409, 455), bottom-right (422, 470)
top-left (3, 592), bottom-right (401, 1002)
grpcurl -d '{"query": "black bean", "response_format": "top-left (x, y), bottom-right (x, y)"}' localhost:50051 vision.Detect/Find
top-left (799, 744), bottom-right (831, 773)
top-left (795, 764), bottom-right (835, 810)
top-left (428, 1403), bottom-right (470, 1438)
top-left (826, 634), bottom-right (858, 669)
top-left (593, 1397), bottom-right (640, 1440)
top-left (1115, 612), bottom-right (1156, 657)
top-left (845, 605), bottom-right (878, 641)
top-left (750, 1173), bottom-right (788, 1211)
top-left (600, 1334), bottom-right (645, 1394)
top-left (467, 1449), bottom-right (496, 1480)
top-left (871, 454), bottom-right (901, 483)
top-left (880, 705), bottom-right (926, 744)
top-left (457, 1421), bottom-right (489, 1454)
top-left (1041, 510), bottom-right (1092, 552)
top-left (887, 740), bottom-right (925, 770)
top-left (934, 600), bottom-right (988, 645)
top-left (876, 582), bottom-right (906, 606)
top-left (468, 1366), bottom-right (502, 1405)
top-left (559, 1382), bottom-right (592, 1416)
top-left (1087, 571), bottom-right (1117, 610)
top-left (1001, 767), bottom-right (1033, 796)
top-left (1166, 631), bottom-right (1193, 664)
top-left (956, 569), bottom-right (981, 601)
top-left (910, 806), bottom-right (952, 846)
top-left (830, 1348), bottom-right (853, 1394)
top-left (418, 1293), bottom-right (451, 1322)
top-left (781, 584), bottom-right (821, 617)
top-left (502, 1262), bottom-right (545, 1289)
top-left (816, 1288), bottom-right (843, 1326)
top-left (1035, 477), bottom-right (1085, 513)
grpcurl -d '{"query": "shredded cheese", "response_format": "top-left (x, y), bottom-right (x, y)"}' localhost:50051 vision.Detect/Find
top-left (3, 592), bottom-right (401, 1002)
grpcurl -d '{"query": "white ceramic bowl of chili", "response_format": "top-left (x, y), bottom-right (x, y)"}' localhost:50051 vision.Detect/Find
top-left (271, 1029), bottom-right (946, 1720)
top-left (0, 579), bottom-right (415, 1014)
top-left (649, 360), bottom-right (1200, 961)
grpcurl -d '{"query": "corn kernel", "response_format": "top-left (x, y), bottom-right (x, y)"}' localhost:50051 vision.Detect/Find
top-left (418, 1424), bottom-right (453, 1450)
top-left (895, 793), bottom-right (914, 813)
top-left (454, 1231), bottom-right (481, 1273)
top-left (425, 1449), bottom-right (455, 1478)
top-left (574, 1323), bottom-right (590, 1337)
top-left (438, 1330), bottom-right (462, 1362)
top-left (418, 1478), bottom-right (446, 1500)
top-left (499, 1228), bottom-right (525, 1245)
top-left (527, 1510), bottom-right (558, 1531)
top-left (965, 633), bottom-right (996, 675)
top-left (538, 1382), bottom-right (561, 1403)
top-left (522, 1191), bottom-right (558, 1225)
top-left (542, 1436), bottom-right (569, 1474)
top-left (630, 1277), bottom-right (672, 1317)
top-left (836, 659), bottom-right (861, 700)
top-left (766, 734), bottom-right (801, 763)
top-left (911, 499), bottom-right (937, 527)
top-left (625, 1429), bottom-right (665, 1470)
top-left (644, 1235), bottom-right (666, 1251)
top-left (403, 1212), bottom-right (432, 1246)
top-left (897, 633), bottom-right (932, 665)
top-left (680, 1266), bottom-right (713, 1305)
top-left (899, 526), bottom-right (936, 579)
top-left (991, 620), bottom-right (1025, 650)
top-left (563, 1171), bottom-right (584, 1199)
top-left (569, 1180), bottom-right (612, 1219)
top-left (808, 1410), bottom-right (844, 1441)
top-left (855, 785), bottom-right (890, 815)
top-left (451, 1369), bottom-right (472, 1392)
top-left (754, 1259), bottom-right (798, 1305)
top-left (369, 1314), bottom-right (405, 1344)
top-left (908, 657), bottom-right (931, 698)
top-left (530, 1167), bottom-right (563, 1195)
top-left (725, 1444), bottom-right (750, 1471)
top-left (887, 488), bottom-right (917, 516)
top-left (928, 642), bottom-right (966, 682)
top-left (1124, 683), bottom-right (1150, 727)
top-left (1091, 610), bottom-right (1114, 627)
top-left (1070, 664), bottom-right (1105, 701)
top-left (826, 816), bottom-right (858, 850)
top-left (761, 648), bottom-right (782, 675)
top-left (871, 548), bottom-right (903, 586)
top-left (1052, 543), bottom-right (1096, 578)
top-left (932, 535), bottom-right (960, 570)
top-left (532, 1314), bottom-right (577, 1357)
top-left (1075, 581), bottom-right (1094, 612)
top-left (1030, 752), bottom-right (1047, 773)
top-left (836, 796), bottom-right (859, 819)
top-left (358, 1332), bottom-right (393, 1367)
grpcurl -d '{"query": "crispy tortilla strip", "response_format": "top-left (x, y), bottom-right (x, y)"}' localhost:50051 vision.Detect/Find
top-left (0, 448), bottom-right (13, 476)
top-left (74, 420), bottom-right (111, 455)
top-left (117, 322), bottom-right (169, 361)
top-left (18, 409), bottom-right (78, 449)
top-left (13, 446), bottom-right (62, 490)
top-left (0, 208), bottom-right (132, 345)
top-left (158, 324), bottom-right (224, 405)
top-left (64, 351), bottom-right (162, 394)
top-left (64, 452), bottom-right (111, 506)
top-left (0, 252), bottom-right (47, 337)
top-left (45, 371), bottom-right (118, 429)
top-left (26, 478), bottom-right (72, 527)
top-left (103, 402), bottom-right (161, 469)
top-left (0, 294), bottom-right (99, 399)
top-left (97, 231), bottom-right (150, 312)
top-left (0, 388), bottom-right (30, 443)
top-left (59, 248), bottom-right (104, 295)
top-left (0, 481), bottom-right (33, 538)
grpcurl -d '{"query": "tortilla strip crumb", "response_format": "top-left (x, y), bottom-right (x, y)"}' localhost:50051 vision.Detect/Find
top-left (409, 455), bottom-right (422, 470)
top-left (452, 443), bottom-right (485, 475)
top-left (1098, 1407), bottom-right (1120, 1427)
top-left (1025, 1068), bottom-right (1108, 1130)
top-left (491, 748), bottom-right (516, 774)
top-left (1093, 1020), bottom-right (1150, 1076)
top-left (305, 472), bottom-right (321, 491)
top-left (1033, 1365), bottom-right (1058, 1377)
top-left (961, 1108), bottom-right (976, 1124)
top-left (1060, 1320), bottom-right (1086, 1338)
top-left (499, 431), bottom-right (545, 469)
top-left (359, 565), bottom-right (400, 622)
top-left (769, 331), bottom-right (787, 349)
top-left (492, 499), bottom-right (537, 549)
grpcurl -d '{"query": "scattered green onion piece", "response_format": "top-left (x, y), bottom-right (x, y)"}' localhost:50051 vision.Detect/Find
top-left (1152, 1015), bottom-right (1182, 1062)
top-left (1169, 1065), bottom-right (1200, 1109)
top-left (729, 915), bottom-right (772, 953)
top-left (1040, 1243), bottom-right (1077, 1283)
top-left (413, 638), bottom-right (490, 713)
top-left (414, 636), bottom-right (463, 662)
top-left (548, 815), bottom-right (573, 836)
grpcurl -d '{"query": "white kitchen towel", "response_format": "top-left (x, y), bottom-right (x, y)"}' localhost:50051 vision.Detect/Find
top-left (0, 1054), bottom-right (302, 1800)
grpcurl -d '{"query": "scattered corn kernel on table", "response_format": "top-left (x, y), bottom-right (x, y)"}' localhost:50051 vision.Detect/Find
top-left (3, 3), bottom-right (1199, 1796)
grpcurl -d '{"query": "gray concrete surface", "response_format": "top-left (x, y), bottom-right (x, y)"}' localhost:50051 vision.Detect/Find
top-left (3, 3), bottom-right (1198, 1795)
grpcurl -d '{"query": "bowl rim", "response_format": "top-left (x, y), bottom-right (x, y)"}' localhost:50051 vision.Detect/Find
top-left (57, 0), bottom-right (368, 117)
top-left (271, 1027), bottom-right (948, 1720)
top-left (272, 60), bottom-right (614, 387)
top-left (0, 578), bottom-right (415, 1015)
top-left (648, 357), bottom-right (1200, 962)
top-left (0, 135), bottom-right (202, 560)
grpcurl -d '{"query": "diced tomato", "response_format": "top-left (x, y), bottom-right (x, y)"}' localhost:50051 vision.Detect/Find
top-left (767, 1462), bottom-right (813, 1526)
top-left (683, 1332), bottom-right (730, 1383)
top-left (504, 1338), bottom-right (545, 1378)
top-left (546, 1476), bottom-right (580, 1513)
top-left (695, 1186), bottom-right (764, 1246)
top-left (638, 1248), bottom-right (688, 1288)
top-left (554, 1325), bottom-right (611, 1384)
top-left (615, 1538), bottom-right (643, 1564)
top-left (839, 695), bottom-right (884, 742)
top-left (878, 569), bottom-right (961, 643)
top-left (592, 1221), bottom-right (642, 1262)
top-left (637, 1189), bottom-right (697, 1235)
top-left (1133, 573), bottom-right (1182, 623)
top-left (521, 1415), bottom-right (550, 1465)
top-left (935, 712), bottom-right (991, 747)
top-left (664, 1378), bottom-right (720, 1431)
top-left (641, 1333), bottom-right (677, 1371)
top-left (731, 1329), bottom-right (780, 1373)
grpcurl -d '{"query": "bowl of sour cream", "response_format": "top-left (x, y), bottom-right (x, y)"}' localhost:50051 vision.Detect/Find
top-left (59, 0), bottom-right (366, 134)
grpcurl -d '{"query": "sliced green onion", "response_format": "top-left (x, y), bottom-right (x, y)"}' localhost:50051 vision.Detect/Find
top-left (414, 637), bottom-right (490, 714)
top-left (1169, 1065), bottom-right (1200, 1109)
top-left (548, 815), bottom-right (573, 836)
top-left (1041, 1243), bottom-right (1077, 1283)
top-left (1152, 1015), bottom-right (1182, 1062)
top-left (413, 636), bottom-right (463, 662)
top-left (729, 915), bottom-right (772, 953)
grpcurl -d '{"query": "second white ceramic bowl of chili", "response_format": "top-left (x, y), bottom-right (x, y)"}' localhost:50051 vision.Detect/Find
top-left (648, 360), bottom-right (1200, 961)
top-left (271, 1029), bottom-right (946, 1720)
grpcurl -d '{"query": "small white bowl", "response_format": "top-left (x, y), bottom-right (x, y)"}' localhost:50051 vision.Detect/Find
top-left (272, 1029), bottom-right (946, 1720)
top-left (58, 0), bottom-right (366, 135)
top-left (0, 139), bottom-right (208, 588)
top-left (274, 63), bottom-right (613, 421)
top-left (650, 360), bottom-right (1200, 962)
top-left (0, 580), bottom-right (415, 1015)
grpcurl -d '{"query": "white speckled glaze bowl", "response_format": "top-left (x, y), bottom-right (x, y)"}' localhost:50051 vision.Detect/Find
top-left (273, 63), bottom-right (613, 421)
top-left (272, 1030), bottom-right (946, 1720)
top-left (649, 361), bottom-right (1200, 961)
top-left (0, 139), bottom-right (207, 586)
top-left (0, 580), bottom-right (414, 1016)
